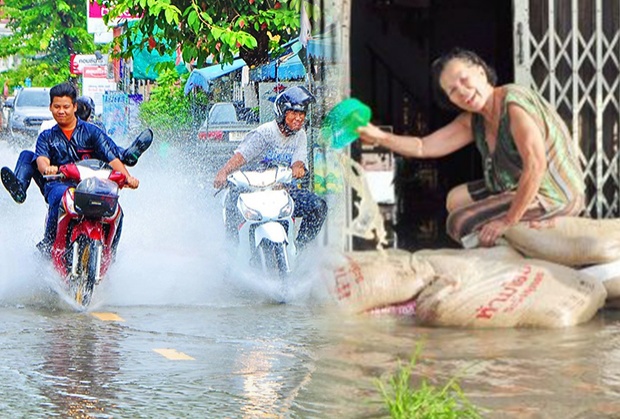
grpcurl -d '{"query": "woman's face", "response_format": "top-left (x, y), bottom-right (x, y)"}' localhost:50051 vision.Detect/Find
top-left (439, 58), bottom-right (492, 112)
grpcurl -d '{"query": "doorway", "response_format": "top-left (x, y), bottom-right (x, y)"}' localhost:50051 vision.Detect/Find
top-left (349, 0), bottom-right (513, 250)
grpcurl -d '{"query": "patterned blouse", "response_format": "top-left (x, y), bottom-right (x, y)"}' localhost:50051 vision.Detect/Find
top-left (471, 84), bottom-right (585, 210)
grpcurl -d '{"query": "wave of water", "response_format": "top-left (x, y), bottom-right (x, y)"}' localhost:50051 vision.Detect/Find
top-left (0, 139), bottom-right (333, 309)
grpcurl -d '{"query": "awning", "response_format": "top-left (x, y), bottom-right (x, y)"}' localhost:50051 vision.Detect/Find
top-left (183, 58), bottom-right (247, 95)
top-left (249, 53), bottom-right (306, 81)
top-left (183, 38), bottom-right (330, 93)
top-left (133, 48), bottom-right (181, 80)
top-left (307, 36), bottom-right (336, 62)
top-left (129, 21), bottom-right (186, 80)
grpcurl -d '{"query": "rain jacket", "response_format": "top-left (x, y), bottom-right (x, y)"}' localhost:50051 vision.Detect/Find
top-left (35, 117), bottom-right (120, 165)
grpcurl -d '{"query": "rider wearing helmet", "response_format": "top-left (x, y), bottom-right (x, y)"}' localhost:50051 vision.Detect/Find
top-left (76, 95), bottom-right (112, 137)
top-left (76, 95), bottom-right (95, 122)
top-left (214, 85), bottom-right (327, 249)
top-left (274, 85), bottom-right (316, 135)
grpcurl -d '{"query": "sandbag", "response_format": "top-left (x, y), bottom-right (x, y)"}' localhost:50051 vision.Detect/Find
top-left (602, 279), bottom-right (620, 309)
top-left (413, 247), bottom-right (607, 328)
top-left (416, 245), bottom-right (524, 272)
top-left (325, 249), bottom-right (435, 314)
top-left (503, 217), bottom-right (620, 267)
top-left (580, 258), bottom-right (620, 307)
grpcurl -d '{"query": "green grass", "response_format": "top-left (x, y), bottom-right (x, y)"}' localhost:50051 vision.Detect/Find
top-left (375, 345), bottom-right (483, 419)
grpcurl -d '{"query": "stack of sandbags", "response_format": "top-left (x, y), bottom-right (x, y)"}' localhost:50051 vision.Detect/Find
top-left (324, 249), bottom-right (435, 314)
top-left (413, 246), bottom-right (607, 328)
top-left (504, 217), bottom-right (620, 267)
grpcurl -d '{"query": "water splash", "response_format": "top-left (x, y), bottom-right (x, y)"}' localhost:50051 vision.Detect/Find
top-left (0, 141), bottom-right (50, 304)
top-left (338, 153), bottom-right (388, 252)
top-left (0, 137), bottom-right (333, 308)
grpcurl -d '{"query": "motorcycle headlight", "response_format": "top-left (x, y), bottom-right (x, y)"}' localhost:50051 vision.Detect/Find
top-left (278, 198), bottom-right (294, 218)
top-left (238, 199), bottom-right (263, 221)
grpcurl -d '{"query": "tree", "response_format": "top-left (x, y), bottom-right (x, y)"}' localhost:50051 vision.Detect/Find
top-left (101, 0), bottom-right (314, 68)
top-left (139, 70), bottom-right (195, 131)
top-left (0, 0), bottom-right (97, 86)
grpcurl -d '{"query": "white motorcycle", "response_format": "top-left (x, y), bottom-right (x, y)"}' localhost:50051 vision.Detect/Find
top-left (222, 164), bottom-right (299, 280)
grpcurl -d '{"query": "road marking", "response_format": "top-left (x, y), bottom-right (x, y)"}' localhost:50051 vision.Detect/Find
top-left (90, 312), bottom-right (125, 322)
top-left (153, 348), bottom-right (195, 361)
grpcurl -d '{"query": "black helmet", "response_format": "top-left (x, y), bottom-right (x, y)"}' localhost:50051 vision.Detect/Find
top-left (274, 86), bottom-right (315, 126)
top-left (76, 95), bottom-right (95, 121)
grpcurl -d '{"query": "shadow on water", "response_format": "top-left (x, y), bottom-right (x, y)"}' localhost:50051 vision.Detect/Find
top-left (32, 313), bottom-right (124, 417)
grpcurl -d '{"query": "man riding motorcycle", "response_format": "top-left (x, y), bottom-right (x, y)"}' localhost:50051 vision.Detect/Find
top-left (33, 82), bottom-right (140, 255)
top-left (1, 94), bottom-right (151, 205)
top-left (214, 85), bottom-right (328, 250)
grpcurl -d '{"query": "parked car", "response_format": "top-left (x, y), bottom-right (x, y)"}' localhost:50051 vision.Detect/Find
top-left (197, 102), bottom-right (254, 143)
top-left (7, 87), bottom-right (53, 144)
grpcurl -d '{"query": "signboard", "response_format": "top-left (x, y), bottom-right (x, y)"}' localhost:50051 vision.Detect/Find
top-left (87, 0), bottom-right (140, 39)
top-left (83, 66), bottom-right (108, 78)
top-left (94, 32), bottom-right (114, 44)
top-left (102, 91), bottom-right (130, 139)
top-left (70, 54), bottom-right (108, 75)
top-left (82, 66), bottom-right (117, 117)
top-left (88, 0), bottom-right (139, 20)
top-left (87, 0), bottom-right (111, 36)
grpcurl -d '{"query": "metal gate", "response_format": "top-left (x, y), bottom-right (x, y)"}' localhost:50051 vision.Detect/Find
top-left (514, 0), bottom-right (620, 218)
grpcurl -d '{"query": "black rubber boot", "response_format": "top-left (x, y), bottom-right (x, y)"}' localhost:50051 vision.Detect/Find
top-left (1, 167), bottom-right (26, 204)
top-left (123, 128), bottom-right (154, 167)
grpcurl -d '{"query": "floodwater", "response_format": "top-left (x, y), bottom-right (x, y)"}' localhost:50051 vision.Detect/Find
top-left (1, 139), bottom-right (620, 418)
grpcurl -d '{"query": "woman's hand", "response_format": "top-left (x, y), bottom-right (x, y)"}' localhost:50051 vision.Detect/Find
top-left (477, 217), bottom-right (514, 247)
top-left (357, 123), bottom-right (390, 146)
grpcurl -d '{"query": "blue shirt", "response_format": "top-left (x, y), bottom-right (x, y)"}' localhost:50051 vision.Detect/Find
top-left (35, 117), bottom-right (120, 165)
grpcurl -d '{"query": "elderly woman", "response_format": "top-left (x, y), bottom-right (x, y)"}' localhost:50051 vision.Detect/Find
top-left (358, 48), bottom-right (585, 247)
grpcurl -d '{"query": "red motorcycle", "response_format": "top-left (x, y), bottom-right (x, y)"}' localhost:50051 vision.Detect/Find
top-left (45, 159), bottom-right (128, 307)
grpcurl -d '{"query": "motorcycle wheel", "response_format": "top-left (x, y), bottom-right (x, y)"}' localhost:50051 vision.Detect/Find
top-left (258, 240), bottom-right (290, 279)
top-left (72, 237), bottom-right (102, 307)
top-left (273, 243), bottom-right (290, 279)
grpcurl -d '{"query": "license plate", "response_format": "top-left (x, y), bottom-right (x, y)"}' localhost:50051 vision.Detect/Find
top-left (229, 131), bottom-right (247, 142)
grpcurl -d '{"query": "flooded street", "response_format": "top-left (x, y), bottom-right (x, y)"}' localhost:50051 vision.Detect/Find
top-left (2, 140), bottom-right (620, 418)
top-left (0, 303), bottom-right (328, 417)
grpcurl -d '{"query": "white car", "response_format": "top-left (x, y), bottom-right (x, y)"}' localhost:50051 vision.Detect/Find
top-left (197, 102), bottom-right (253, 142)
top-left (7, 88), bottom-right (53, 144)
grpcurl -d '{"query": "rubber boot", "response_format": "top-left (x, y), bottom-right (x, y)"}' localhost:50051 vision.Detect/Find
top-left (122, 128), bottom-right (154, 167)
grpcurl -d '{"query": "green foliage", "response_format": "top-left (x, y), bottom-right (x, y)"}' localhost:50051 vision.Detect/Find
top-left (375, 345), bottom-right (483, 419)
top-left (138, 69), bottom-right (193, 130)
top-left (0, 0), bottom-right (99, 90)
top-left (0, 59), bottom-right (71, 92)
top-left (0, 0), bottom-right (97, 58)
top-left (101, 0), bottom-right (320, 67)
